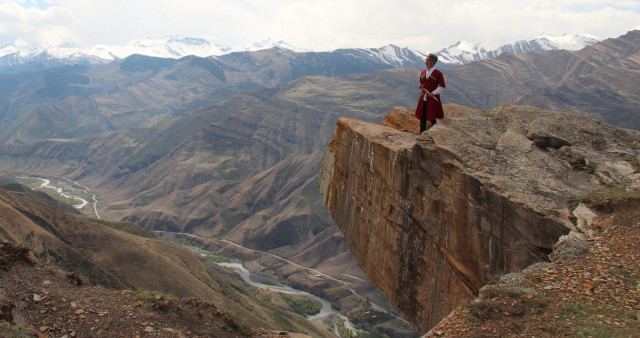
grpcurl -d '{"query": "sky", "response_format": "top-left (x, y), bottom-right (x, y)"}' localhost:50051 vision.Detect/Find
top-left (1, 0), bottom-right (640, 52)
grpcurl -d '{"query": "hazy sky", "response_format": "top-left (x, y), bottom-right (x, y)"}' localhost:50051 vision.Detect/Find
top-left (1, 0), bottom-right (639, 52)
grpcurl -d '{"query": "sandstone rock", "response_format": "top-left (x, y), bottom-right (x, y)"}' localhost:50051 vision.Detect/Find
top-left (319, 104), bottom-right (640, 332)
top-left (381, 106), bottom-right (420, 134)
top-left (573, 203), bottom-right (597, 232)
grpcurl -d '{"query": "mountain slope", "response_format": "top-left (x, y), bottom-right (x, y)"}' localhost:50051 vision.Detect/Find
top-left (444, 29), bottom-right (640, 129)
top-left (0, 32), bottom-right (606, 145)
top-left (0, 250), bottom-right (254, 337)
top-left (0, 69), bottom-right (418, 315)
top-left (0, 46), bottom-right (420, 145)
top-left (0, 185), bottom-right (329, 336)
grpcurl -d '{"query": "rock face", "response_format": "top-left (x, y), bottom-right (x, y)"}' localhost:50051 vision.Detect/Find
top-left (319, 104), bottom-right (640, 332)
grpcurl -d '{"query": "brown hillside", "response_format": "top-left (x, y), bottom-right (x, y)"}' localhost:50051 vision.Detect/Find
top-left (0, 186), bottom-right (330, 337)
top-left (0, 242), bottom-right (255, 337)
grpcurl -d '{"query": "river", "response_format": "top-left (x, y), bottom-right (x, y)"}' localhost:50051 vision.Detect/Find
top-left (23, 175), bottom-right (100, 219)
top-left (158, 231), bottom-right (410, 335)
top-left (217, 262), bottom-right (358, 333)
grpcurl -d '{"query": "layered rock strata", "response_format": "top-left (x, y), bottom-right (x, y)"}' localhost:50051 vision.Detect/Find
top-left (319, 104), bottom-right (640, 332)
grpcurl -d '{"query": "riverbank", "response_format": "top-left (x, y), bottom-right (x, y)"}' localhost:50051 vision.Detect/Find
top-left (217, 261), bottom-right (359, 334)
top-left (17, 175), bottom-right (100, 218)
top-left (158, 231), bottom-right (418, 337)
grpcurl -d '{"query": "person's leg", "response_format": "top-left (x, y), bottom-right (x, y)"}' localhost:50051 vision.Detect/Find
top-left (430, 119), bottom-right (437, 126)
top-left (420, 103), bottom-right (428, 133)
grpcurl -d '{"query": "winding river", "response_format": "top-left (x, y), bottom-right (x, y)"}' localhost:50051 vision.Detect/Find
top-left (159, 231), bottom-right (410, 334)
top-left (216, 262), bottom-right (357, 332)
top-left (24, 175), bottom-right (100, 219)
top-left (38, 178), bottom-right (88, 208)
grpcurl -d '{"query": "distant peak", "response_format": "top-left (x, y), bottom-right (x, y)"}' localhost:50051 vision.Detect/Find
top-left (123, 36), bottom-right (211, 47)
top-left (243, 38), bottom-right (306, 52)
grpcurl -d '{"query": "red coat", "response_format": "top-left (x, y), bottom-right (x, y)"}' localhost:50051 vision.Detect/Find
top-left (415, 68), bottom-right (445, 120)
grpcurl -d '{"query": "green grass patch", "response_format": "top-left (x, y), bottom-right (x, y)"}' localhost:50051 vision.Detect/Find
top-left (280, 293), bottom-right (321, 316)
top-left (17, 176), bottom-right (42, 186)
top-left (204, 254), bottom-right (230, 263)
top-left (553, 150), bottom-right (595, 174)
top-left (0, 321), bottom-right (32, 338)
top-left (323, 284), bottom-right (352, 299)
top-left (221, 312), bottom-right (253, 336)
top-left (570, 185), bottom-right (640, 210)
top-left (555, 305), bottom-right (640, 338)
top-left (350, 309), bottom-right (394, 328)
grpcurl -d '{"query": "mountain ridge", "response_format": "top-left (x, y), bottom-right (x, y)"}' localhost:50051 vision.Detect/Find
top-left (437, 32), bottom-right (601, 65)
top-left (1, 32), bottom-right (602, 73)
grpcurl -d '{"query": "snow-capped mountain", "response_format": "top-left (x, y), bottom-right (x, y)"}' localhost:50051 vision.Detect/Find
top-left (0, 33), bottom-right (602, 73)
top-left (0, 36), bottom-right (227, 64)
top-left (241, 38), bottom-right (309, 53)
top-left (437, 33), bottom-right (601, 65)
top-left (334, 44), bottom-right (427, 68)
top-left (435, 41), bottom-right (494, 65)
top-left (0, 36), bottom-right (306, 64)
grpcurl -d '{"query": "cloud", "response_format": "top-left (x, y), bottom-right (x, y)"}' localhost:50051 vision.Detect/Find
top-left (239, 0), bottom-right (640, 51)
top-left (0, 0), bottom-right (77, 46)
top-left (1, 0), bottom-right (639, 51)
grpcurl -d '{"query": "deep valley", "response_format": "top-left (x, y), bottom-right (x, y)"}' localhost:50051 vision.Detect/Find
top-left (1, 30), bottom-right (639, 337)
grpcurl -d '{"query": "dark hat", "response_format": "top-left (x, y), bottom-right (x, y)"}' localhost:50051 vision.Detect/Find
top-left (427, 53), bottom-right (438, 63)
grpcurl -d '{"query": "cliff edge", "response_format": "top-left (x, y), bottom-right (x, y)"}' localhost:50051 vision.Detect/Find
top-left (319, 104), bottom-right (640, 332)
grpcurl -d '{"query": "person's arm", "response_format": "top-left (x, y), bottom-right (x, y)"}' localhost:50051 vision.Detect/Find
top-left (429, 71), bottom-right (445, 96)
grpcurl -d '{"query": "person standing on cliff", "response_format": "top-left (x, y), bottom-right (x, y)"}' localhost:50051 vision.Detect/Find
top-left (415, 53), bottom-right (445, 134)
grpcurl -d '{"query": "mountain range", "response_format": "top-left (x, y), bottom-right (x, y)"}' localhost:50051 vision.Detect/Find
top-left (0, 29), bottom-right (638, 335)
top-left (0, 33), bottom-right (600, 73)
top-left (436, 32), bottom-right (600, 64)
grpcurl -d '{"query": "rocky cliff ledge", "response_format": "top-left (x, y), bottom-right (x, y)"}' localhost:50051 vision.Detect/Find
top-left (319, 104), bottom-right (640, 333)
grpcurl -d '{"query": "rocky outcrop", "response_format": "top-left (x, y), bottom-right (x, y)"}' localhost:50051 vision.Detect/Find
top-left (319, 104), bottom-right (640, 332)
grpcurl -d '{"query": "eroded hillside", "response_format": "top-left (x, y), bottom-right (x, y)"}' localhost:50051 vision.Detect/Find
top-left (0, 185), bottom-right (330, 337)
